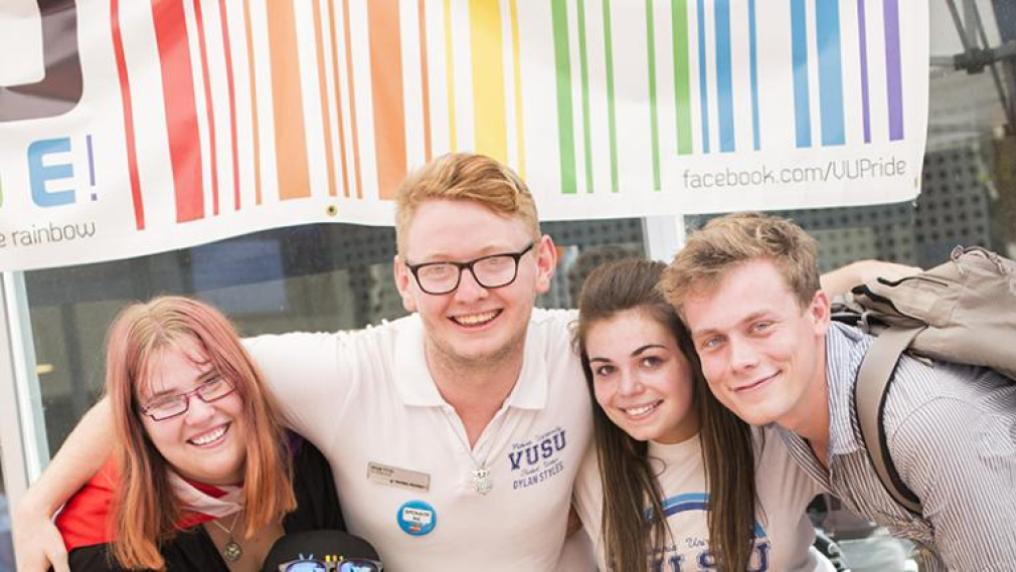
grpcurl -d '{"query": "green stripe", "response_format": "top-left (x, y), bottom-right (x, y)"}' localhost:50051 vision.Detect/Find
top-left (602, 0), bottom-right (619, 192)
top-left (551, 0), bottom-right (577, 194)
top-left (577, 0), bottom-right (594, 194)
top-left (646, 0), bottom-right (661, 190)
top-left (672, 0), bottom-right (692, 155)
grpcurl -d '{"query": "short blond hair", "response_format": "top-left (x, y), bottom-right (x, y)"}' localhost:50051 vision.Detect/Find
top-left (395, 153), bottom-right (540, 254)
top-left (660, 212), bottom-right (820, 313)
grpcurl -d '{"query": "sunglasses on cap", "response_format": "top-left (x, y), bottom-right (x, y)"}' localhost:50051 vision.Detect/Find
top-left (278, 554), bottom-right (383, 572)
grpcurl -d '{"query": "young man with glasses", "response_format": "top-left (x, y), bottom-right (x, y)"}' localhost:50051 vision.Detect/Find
top-left (15, 153), bottom-right (595, 571)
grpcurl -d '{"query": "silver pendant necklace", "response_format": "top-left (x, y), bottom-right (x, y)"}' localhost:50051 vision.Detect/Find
top-left (472, 466), bottom-right (492, 495)
top-left (209, 512), bottom-right (243, 562)
top-left (442, 408), bottom-right (501, 495)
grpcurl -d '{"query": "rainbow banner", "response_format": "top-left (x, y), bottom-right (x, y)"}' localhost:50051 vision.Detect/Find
top-left (0, 0), bottom-right (928, 271)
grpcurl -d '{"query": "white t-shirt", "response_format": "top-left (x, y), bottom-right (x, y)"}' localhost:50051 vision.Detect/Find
top-left (246, 309), bottom-right (595, 571)
top-left (574, 428), bottom-right (833, 571)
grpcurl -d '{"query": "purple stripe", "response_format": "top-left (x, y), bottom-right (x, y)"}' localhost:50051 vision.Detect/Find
top-left (883, 0), bottom-right (903, 140)
top-left (857, 0), bottom-right (871, 143)
top-left (86, 134), bottom-right (96, 186)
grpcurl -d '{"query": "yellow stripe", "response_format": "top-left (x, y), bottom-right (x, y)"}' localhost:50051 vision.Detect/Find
top-left (444, 0), bottom-right (457, 151)
top-left (468, 0), bottom-right (507, 163)
top-left (509, 0), bottom-right (525, 177)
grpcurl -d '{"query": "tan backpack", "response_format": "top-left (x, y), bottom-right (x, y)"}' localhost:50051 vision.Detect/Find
top-left (831, 246), bottom-right (1016, 514)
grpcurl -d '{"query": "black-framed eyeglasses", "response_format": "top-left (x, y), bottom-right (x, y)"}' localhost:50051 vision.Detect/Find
top-left (404, 242), bottom-right (535, 295)
top-left (138, 377), bottom-right (237, 421)
top-left (278, 556), bottom-right (383, 572)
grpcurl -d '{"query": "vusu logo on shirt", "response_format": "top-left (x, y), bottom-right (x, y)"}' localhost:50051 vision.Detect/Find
top-left (652, 493), bottom-right (772, 572)
top-left (508, 427), bottom-right (567, 490)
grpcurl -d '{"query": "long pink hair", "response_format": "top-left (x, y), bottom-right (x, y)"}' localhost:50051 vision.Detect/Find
top-left (105, 296), bottom-right (296, 569)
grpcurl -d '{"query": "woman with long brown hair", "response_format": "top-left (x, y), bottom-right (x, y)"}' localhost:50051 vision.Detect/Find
top-left (53, 296), bottom-right (347, 571)
top-left (573, 259), bottom-right (832, 571)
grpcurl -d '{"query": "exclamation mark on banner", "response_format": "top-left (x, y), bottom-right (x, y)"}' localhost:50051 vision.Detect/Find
top-left (86, 134), bottom-right (97, 201)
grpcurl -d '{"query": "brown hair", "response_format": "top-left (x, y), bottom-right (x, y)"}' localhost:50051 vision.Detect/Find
top-left (661, 212), bottom-right (820, 314)
top-left (574, 259), bottom-right (758, 571)
top-left (394, 153), bottom-right (540, 254)
top-left (105, 296), bottom-right (296, 569)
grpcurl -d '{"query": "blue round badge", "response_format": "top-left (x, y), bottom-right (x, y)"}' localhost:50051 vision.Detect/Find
top-left (397, 500), bottom-right (437, 536)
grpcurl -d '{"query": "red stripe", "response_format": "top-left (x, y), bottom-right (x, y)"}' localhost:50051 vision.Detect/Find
top-left (191, 0), bottom-right (219, 215)
top-left (218, 0), bottom-right (241, 210)
top-left (152, 0), bottom-right (204, 222)
top-left (111, 0), bottom-right (144, 229)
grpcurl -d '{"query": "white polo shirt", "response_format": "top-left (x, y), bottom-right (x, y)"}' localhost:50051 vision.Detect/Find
top-left (246, 309), bottom-right (594, 571)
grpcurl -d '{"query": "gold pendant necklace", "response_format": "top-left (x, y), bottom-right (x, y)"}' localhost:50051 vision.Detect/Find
top-left (210, 512), bottom-right (243, 562)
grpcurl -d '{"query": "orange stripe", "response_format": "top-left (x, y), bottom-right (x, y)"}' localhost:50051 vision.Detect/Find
top-left (266, 0), bottom-right (310, 200)
top-left (312, 0), bottom-right (337, 197)
top-left (242, 1), bottom-right (262, 204)
top-left (217, 0), bottom-right (241, 210)
top-left (191, 0), bottom-right (220, 214)
top-left (327, 0), bottom-right (351, 197)
top-left (367, 0), bottom-right (407, 200)
top-left (342, 0), bottom-right (363, 198)
top-left (418, 0), bottom-right (432, 161)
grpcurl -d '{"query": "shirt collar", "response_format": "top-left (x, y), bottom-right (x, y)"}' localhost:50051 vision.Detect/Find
top-left (824, 321), bottom-right (873, 456)
top-left (393, 314), bottom-right (548, 410)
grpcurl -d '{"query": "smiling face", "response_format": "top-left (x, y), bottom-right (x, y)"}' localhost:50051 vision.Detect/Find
top-left (681, 259), bottom-right (830, 433)
top-left (138, 339), bottom-right (247, 485)
top-left (394, 199), bottom-right (556, 371)
top-left (585, 309), bottom-right (699, 444)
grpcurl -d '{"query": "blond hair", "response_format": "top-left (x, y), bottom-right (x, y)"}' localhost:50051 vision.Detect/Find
top-left (661, 212), bottom-right (820, 312)
top-left (394, 153), bottom-right (539, 254)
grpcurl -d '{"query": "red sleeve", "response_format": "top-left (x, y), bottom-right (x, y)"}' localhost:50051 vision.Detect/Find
top-left (54, 457), bottom-right (119, 550)
top-left (54, 457), bottom-right (218, 552)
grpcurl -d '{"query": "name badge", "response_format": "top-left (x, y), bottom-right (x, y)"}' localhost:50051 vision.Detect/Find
top-left (367, 461), bottom-right (431, 492)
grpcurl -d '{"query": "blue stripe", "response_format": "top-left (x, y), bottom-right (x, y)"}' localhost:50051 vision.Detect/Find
top-left (696, 0), bottom-right (710, 153)
top-left (816, 0), bottom-right (846, 145)
top-left (790, 0), bottom-right (811, 148)
top-left (749, 0), bottom-right (760, 150)
top-left (657, 492), bottom-right (767, 538)
top-left (714, 0), bottom-right (734, 152)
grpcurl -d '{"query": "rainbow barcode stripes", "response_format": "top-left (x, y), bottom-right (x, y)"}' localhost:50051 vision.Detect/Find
top-left (108, 0), bottom-right (914, 229)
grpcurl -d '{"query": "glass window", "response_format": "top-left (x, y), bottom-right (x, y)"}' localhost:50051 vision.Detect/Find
top-left (24, 218), bottom-right (646, 453)
top-left (0, 459), bottom-right (13, 572)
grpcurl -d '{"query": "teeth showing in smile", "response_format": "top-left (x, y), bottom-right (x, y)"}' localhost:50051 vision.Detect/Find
top-left (624, 401), bottom-right (661, 418)
top-left (453, 310), bottom-right (498, 326)
top-left (189, 425), bottom-right (228, 446)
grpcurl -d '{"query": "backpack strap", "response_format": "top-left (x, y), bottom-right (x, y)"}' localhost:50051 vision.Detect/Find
top-left (853, 325), bottom-right (925, 515)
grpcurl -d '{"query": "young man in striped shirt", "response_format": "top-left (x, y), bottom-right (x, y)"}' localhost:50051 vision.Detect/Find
top-left (661, 212), bottom-right (1016, 571)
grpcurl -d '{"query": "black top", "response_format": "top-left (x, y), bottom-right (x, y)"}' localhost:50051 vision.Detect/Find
top-left (67, 436), bottom-right (344, 571)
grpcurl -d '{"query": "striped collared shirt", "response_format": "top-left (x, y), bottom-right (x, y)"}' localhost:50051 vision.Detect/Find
top-left (777, 322), bottom-right (1016, 571)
